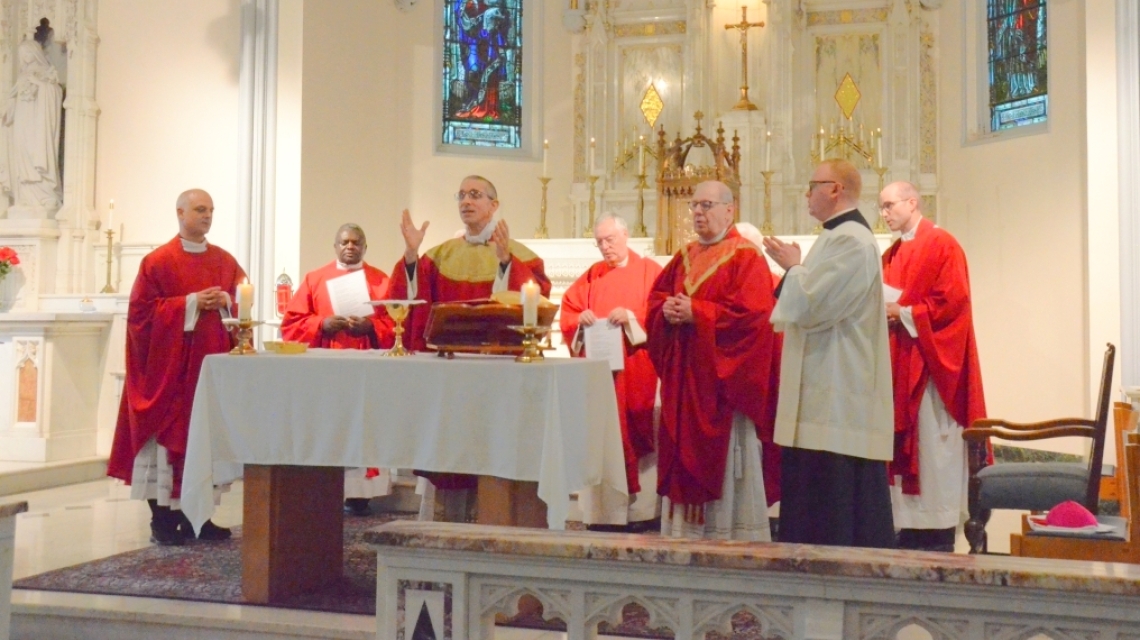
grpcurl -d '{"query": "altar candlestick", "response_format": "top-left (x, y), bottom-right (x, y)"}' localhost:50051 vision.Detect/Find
top-left (876, 128), bottom-right (883, 166)
top-left (108, 199), bottom-right (114, 230)
top-left (521, 279), bottom-right (539, 326)
top-left (638, 136), bottom-right (645, 174)
top-left (238, 281), bottom-right (254, 321)
top-left (542, 139), bottom-right (549, 177)
top-left (819, 128), bottom-right (825, 159)
top-left (589, 137), bottom-right (596, 175)
top-left (765, 131), bottom-right (771, 171)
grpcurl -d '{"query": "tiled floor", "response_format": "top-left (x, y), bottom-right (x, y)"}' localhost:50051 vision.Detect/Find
top-left (5, 477), bottom-right (1026, 639)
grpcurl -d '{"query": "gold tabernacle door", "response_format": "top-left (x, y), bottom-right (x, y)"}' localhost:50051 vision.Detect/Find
top-left (424, 292), bottom-right (556, 357)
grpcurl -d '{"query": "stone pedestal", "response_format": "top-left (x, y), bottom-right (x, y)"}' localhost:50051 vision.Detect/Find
top-left (0, 313), bottom-right (112, 462)
top-left (0, 502), bottom-right (28, 640)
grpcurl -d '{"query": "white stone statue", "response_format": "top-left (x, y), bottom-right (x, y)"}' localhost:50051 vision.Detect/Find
top-left (2, 40), bottom-right (62, 215)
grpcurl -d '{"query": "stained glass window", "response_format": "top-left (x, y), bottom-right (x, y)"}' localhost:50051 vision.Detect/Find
top-left (441, 0), bottom-right (523, 149)
top-left (987, 0), bottom-right (1047, 131)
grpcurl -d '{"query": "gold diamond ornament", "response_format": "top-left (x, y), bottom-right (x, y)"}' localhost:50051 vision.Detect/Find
top-left (640, 84), bottom-right (664, 128)
top-left (834, 73), bottom-right (861, 121)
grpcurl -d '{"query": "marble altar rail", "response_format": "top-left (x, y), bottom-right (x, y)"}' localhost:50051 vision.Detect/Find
top-left (367, 521), bottom-right (1140, 640)
top-left (1, 501), bottom-right (28, 640)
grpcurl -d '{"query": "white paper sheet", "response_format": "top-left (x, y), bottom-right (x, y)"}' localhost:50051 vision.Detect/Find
top-left (583, 323), bottom-right (625, 371)
top-left (326, 270), bottom-right (374, 318)
top-left (883, 284), bottom-right (903, 304)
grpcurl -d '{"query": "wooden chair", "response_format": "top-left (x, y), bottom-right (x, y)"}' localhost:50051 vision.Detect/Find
top-left (963, 343), bottom-right (1115, 554)
top-left (1009, 406), bottom-right (1139, 563)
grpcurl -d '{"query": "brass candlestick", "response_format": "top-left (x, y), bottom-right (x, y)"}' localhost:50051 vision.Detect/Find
top-left (633, 172), bottom-right (649, 237)
top-left (760, 170), bottom-right (775, 235)
top-left (874, 165), bottom-right (889, 233)
top-left (100, 229), bottom-right (116, 293)
top-left (227, 319), bottom-right (260, 355)
top-left (725, 6), bottom-right (764, 111)
top-left (510, 324), bottom-right (550, 363)
top-left (583, 175), bottom-right (599, 238)
top-left (535, 177), bottom-right (551, 239)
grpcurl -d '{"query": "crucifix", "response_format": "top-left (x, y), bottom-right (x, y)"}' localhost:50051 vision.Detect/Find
top-left (724, 6), bottom-right (765, 111)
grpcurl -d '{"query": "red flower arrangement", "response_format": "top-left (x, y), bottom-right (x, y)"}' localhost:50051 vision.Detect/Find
top-left (0, 246), bottom-right (19, 279)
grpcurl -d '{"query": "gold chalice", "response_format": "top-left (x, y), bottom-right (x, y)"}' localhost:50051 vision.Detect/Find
top-left (370, 300), bottom-right (425, 357)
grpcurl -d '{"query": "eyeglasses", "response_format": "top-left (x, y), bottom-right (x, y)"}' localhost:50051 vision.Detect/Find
top-left (594, 235), bottom-right (620, 248)
top-left (454, 190), bottom-right (491, 201)
top-left (807, 180), bottom-right (838, 192)
top-left (687, 200), bottom-right (727, 213)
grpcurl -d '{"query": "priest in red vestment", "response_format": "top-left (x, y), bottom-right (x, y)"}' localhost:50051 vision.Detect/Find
top-left (107, 189), bottom-right (243, 545)
top-left (880, 181), bottom-right (986, 552)
top-left (647, 180), bottom-right (781, 541)
top-left (387, 175), bottom-right (551, 522)
top-left (281, 222), bottom-right (396, 516)
top-left (560, 213), bottom-right (662, 532)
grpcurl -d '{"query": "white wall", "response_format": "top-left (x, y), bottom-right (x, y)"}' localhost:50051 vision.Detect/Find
top-left (297, 1), bottom-right (575, 274)
top-left (936, 1), bottom-right (1093, 432)
top-left (95, 0), bottom-right (242, 251)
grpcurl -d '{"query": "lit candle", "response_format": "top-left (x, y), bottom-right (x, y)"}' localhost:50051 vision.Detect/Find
top-left (521, 279), bottom-right (539, 326)
top-left (108, 199), bottom-right (114, 230)
top-left (876, 128), bottom-right (883, 166)
top-left (638, 135), bottom-right (645, 174)
top-left (765, 131), bottom-right (772, 172)
top-left (819, 128), bottom-right (825, 160)
top-left (542, 139), bottom-right (549, 177)
top-left (589, 137), bottom-right (597, 175)
top-left (238, 280), bottom-right (254, 321)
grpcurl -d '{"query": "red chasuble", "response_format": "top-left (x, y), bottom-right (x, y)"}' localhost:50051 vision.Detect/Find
top-left (280, 261), bottom-right (395, 349)
top-left (882, 218), bottom-right (986, 495)
top-left (388, 236), bottom-right (550, 490)
top-left (560, 251), bottom-right (662, 494)
top-left (647, 228), bottom-right (782, 506)
top-left (388, 237), bottom-right (551, 351)
top-left (107, 237), bottom-right (245, 496)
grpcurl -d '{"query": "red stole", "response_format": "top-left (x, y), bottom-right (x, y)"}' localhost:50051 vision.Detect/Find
top-left (107, 237), bottom-right (245, 496)
top-left (882, 218), bottom-right (986, 494)
top-left (388, 238), bottom-right (551, 352)
top-left (280, 261), bottom-right (395, 349)
top-left (560, 251), bottom-right (662, 493)
top-left (647, 228), bottom-right (782, 506)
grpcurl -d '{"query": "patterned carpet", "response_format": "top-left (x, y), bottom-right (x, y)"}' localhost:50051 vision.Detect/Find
top-left (14, 511), bottom-right (418, 615)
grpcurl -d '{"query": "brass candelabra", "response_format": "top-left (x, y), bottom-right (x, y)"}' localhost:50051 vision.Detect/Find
top-left (583, 175), bottom-right (599, 238)
top-left (535, 177), bottom-right (551, 239)
top-left (228, 319), bottom-right (259, 355)
top-left (100, 229), bottom-right (116, 293)
top-left (760, 170), bottom-right (775, 235)
top-left (633, 172), bottom-right (649, 237)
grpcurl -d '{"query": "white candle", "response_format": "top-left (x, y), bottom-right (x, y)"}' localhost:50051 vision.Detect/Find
top-left (108, 199), bottom-right (114, 230)
top-left (589, 137), bottom-right (596, 175)
top-left (876, 128), bottom-right (883, 166)
top-left (542, 139), bottom-right (549, 177)
top-left (238, 281), bottom-right (254, 321)
top-left (765, 131), bottom-right (772, 172)
top-left (521, 280), bottom-right (539, 326)
top-left (818, 128), bottom-right (825, 160)
top-left (638, 136), bottom-right (645, 174)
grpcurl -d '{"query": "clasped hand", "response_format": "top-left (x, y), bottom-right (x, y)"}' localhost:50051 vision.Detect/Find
top-left (196, 286), bottom-right (227, 312)
top-left (662, 294), bottom-right (693, 325)
top-left (323, 315), bottom-right (373, 336)
top-left (761, 236), bottom-right (802, 271)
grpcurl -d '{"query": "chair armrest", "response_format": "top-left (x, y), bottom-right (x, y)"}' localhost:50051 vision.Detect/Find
top-left (970, 417), bottom-right (1096, 432)
top-left (965, 424), bottom-right (1098, 442)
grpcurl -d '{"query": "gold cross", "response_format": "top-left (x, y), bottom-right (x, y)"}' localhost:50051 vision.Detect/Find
top-left (724, 6), bottom-right (765, 111)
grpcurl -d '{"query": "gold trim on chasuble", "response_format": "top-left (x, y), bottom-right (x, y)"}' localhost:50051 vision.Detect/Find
top-left (680, 237), bottom-right (755, 296)
top-left (427, 238), bottom-right (540, 284)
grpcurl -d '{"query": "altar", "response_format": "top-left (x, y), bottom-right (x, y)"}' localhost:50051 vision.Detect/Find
top-left (180, 349), bottom-right (626, 603)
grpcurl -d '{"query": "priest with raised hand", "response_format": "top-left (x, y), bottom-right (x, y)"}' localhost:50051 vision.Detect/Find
top-left (107, 188), bottom-right (242, 546)
top-left (560, 213), bottom-right (662, 532)
top-left (387, 174), bottom-right (551, 522)
top-left (281, 222), bottom-right (396, 516)
top-left (879, 181), bottom-right (986, 552)
top-left (762, 159), bottom-right (896, 549)
top-left (647, 180), bottom-right (781, 541)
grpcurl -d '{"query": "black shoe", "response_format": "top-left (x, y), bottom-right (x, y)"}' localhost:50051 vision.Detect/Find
top-left (150, 521), bottom-right (185, 546)
top-left (195, 519), bottom-right (232, 541)
top-left (626, 518), bottom-right (661, 534)
top-left (344, 498), bottom-right (372, 517)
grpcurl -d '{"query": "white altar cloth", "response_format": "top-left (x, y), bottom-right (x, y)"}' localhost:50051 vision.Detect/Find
top-left (181, 350), bottom-right (627, 532)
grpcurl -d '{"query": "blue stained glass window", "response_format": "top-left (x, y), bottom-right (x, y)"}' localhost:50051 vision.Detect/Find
top-left (987, 0), bottom-right (1047, 131)
top-left (442, 0), bottom-right (523, 149)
